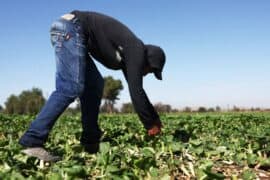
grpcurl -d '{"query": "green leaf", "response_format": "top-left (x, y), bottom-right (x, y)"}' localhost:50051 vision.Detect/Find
top-left (190, 139), bottom-right (202, 146)
top-left (259, 158), bottom-right (270, 167)
top-left (142, 147), bottom-right (155, 157)
top-left (216, 146), bottom-right (227, 153)
top-left (149, 167), bottom-right (159, 177)
top-left (106, 165), bottom-right (120, 173)
top-left (199, 160), bottom-right (214, 171)
top-left (171, 142), bottom-right (183, 152)
top-left (247, 153), bottom-right (257, 165)
top-left (64, 165), bottom-right (86, 177)
top-left (100, 142), bottom-right (110, 154)
top-left (241, 169), bottom-right (256, 180)
top-left (47, 173), bottom-right (62, 180)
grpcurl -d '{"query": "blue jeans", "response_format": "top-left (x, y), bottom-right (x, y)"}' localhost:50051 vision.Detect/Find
top-left (19, 17), bottom-right (104, 147)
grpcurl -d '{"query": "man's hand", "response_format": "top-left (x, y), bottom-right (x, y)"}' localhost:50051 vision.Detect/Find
top-left (147, 120), bottom-right (162, 136)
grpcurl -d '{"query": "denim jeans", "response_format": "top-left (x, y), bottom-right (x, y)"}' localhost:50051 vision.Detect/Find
top-left (19, 16), bottom-right (104, 147)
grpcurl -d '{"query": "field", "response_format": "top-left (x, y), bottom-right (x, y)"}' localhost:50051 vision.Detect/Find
top-left (0, 112), bottom-right (270, 179)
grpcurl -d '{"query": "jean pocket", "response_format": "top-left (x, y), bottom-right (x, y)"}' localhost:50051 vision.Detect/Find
top-left (50, 32), bottom-right (66, 51)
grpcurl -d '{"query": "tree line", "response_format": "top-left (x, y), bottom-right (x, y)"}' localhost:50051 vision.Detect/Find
top-left (3, 88), bottom-right (45, 114)
top-left (0, 76), bottom-right (268, 115)
top-left (1, 76), bottom-right (120, 115)
top-left (0, 76), bottom-right (177, 115)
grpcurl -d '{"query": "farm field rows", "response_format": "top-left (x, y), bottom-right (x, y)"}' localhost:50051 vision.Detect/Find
top-left (0, 113), bottom-right (270, 179)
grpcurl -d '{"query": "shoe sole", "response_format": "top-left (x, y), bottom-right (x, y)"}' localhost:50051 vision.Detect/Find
top-left (21, 149), bottom-right (61, 162)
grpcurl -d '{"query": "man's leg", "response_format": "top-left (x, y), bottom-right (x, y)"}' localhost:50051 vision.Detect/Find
top-left (19, 18), bottom-right (87, 148)
top-left (79, 57), bottom-right (104, 151)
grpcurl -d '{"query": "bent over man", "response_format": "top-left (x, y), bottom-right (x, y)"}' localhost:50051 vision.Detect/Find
top-left (19, 10), bottom-right (166, 161)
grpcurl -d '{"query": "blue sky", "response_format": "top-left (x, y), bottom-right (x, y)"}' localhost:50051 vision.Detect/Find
top-left (0, 0), bottom-right (270, 109)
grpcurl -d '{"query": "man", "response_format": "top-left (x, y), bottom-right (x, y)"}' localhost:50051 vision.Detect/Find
top-left (19, 10), bottom-right (166, 161)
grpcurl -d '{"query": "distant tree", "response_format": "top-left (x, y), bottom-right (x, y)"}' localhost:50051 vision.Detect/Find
top-left (0, 105), bottom-right (3, 113)
top-left (102, 76), bottom-right (123, 113)
top-left (100, 105), bottom-right (119, 113)
top-left (208, 107), bottom-right (215, 112)
top-left (121, 102), bottom-right (134, 113)
top-left (4, 95), bottom-right (20, 114)
top-left (215, 106), bottom-right (221, 112)
top-left (4, 88), bottom-right (45, 114)
top-left (233, 106), bottom-right (240, 112)
top-left (183, 106), bottom-right (192, 113)
top-left (171, 108), bottom-right (179, 113)
top-left (154, 103), bottom-right (172, 113)
top-left (20, 88), bottom-right (45, 114)
top-left (255, 107), bottom-right (261, 111)
top-left (197, 106), bottom-right (207, 113)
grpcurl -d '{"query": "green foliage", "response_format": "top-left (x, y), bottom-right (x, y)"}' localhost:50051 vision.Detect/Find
top-left (0, 113), bottom-right (270, 179)
top-left (4, 88), bottom-right (45, 115)
top-left (102, 76), bottom-right (123, 113)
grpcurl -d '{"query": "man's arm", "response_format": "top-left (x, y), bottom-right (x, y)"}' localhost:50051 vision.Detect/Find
top-left (122, 43), bottom-right (160, 129)
top-left (96, 33), bottom-right (120, 68)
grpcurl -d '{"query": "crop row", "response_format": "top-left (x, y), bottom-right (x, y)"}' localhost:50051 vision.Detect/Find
top-left (0, 113), bottom-right (270, 179)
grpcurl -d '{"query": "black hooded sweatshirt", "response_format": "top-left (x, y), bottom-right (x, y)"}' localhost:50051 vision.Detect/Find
top-left (71, 10), bottom-right (159, 129)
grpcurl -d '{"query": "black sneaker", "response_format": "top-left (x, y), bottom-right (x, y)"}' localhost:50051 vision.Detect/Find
top-left (21, 147), bottom-right (61, 162)
top-left (83, 143), bottom-right (99, 154)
